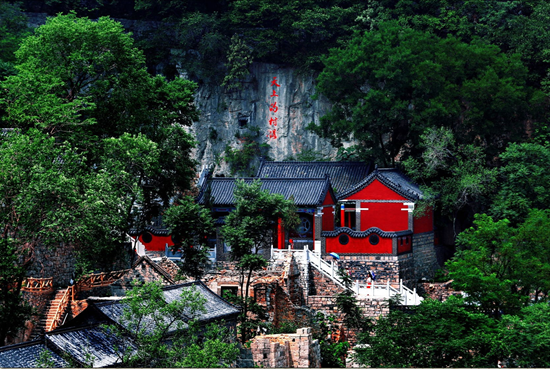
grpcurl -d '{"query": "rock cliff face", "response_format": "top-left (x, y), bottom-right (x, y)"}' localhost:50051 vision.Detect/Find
top-left (25, 14), bottom-right (340, 175)
top-left (190, 63), bottom-right (339, 175)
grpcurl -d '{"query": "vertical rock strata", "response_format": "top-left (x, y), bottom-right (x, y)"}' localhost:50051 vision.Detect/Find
top-left (191, 63), bottom-right (339, 174)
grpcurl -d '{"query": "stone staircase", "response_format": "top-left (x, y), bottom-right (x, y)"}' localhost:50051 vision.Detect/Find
top-left (273, 247), bottom-right (423, 305)
top-left (43, 289), bottom-right (70, 332)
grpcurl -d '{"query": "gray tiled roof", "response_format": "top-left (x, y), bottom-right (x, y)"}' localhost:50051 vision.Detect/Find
top-left (0, 340), bottom-right (68, 368)
top-left (256, 160), bottom-right (372, 194)
top-left (95, 281), bottom-right (239, 335)
top-left (197, 177), bottom-right (334, 206)
top-left (46, 326), bottom-right (137, 367)
top-left (163, 281), bottom-right (240, 323)
top-left (338, 168), bottom-right (423, 201)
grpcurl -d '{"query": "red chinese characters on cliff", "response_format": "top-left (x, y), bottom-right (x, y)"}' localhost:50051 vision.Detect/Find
top-left (267, 77), bottom-right (280, 140)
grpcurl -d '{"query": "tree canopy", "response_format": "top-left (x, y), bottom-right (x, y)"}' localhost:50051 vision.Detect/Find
top-left (447, 210), bottom-right (550, 315)
top-left (104, 281), bottom-right (239, 367)
top-left (221, 179), bottom-right (298, 342)
top-left (310, 21), bottom-right (541, 166)
top-left (0, 13), bottom-right (199, 272)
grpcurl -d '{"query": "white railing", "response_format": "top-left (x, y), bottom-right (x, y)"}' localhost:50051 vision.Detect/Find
top-left (272, 246), bottom-right (423, 305)
top-left (272, 246), bottom-right (345, 288)
top-left (354, 279), bottom-right (423, 305)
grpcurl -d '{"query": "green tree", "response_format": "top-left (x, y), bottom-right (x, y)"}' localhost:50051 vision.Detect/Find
top-left (312, 312), bottom-right (350, 368)
top-left (0, 2), bottom-right (30, 80)
top-left (403, 127), bottom-right (497, 236)
top-left (0, 238), bottom-right (33, 346)
top-left (0, 128), bottom-right (163, 274)
top-left (490, 142), bottom-right (550, 225)
top-left (106, 281), bottom-right (239, 367)
top-left (163, 196), bottom-right (215, 280)
top-left (0, 13), bottom-right (199, 271)
top-left (221, 180), bottom-right (298, 343)
top-left (221, 34), bottom-right (253, 90)
top-left (355, 296), bottom-right (497, 368)
top-left (1, 12), bottom-right (198, 206)
top-left (311, 21), bottom-right (539, 166)
top-left (447, 210), bottom-right (550, 315)
top-left (495, 302), bottom-right (550, 367)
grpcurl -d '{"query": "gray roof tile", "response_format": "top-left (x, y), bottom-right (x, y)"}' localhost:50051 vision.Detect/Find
top-left (95, 281), bottom-right (239, 335)
top-left (46, 326), bottom-right (137, 367)
top-left (338, 168), bottom-right (423, 201)
top-left (0, 340), bottom-right (68, 368)
top-left (256, 160), bottom-right (372, 194)
top-left (197, 178), bottom-right (334, 206)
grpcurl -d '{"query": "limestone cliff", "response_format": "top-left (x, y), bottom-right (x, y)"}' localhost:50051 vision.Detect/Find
top-left (190, 63), bottom-right (339, 175)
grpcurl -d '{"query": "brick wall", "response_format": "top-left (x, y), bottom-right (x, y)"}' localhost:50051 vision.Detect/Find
top-left (27, 243), bottom-right (130, 287)
top-left (418, 280), bottom-right (462, 301)
top-left (250, 328), bottom-right (321, 368)
top-left (308, 267), bottom-right (344, 296)
top-left (413, 232), bottom-right (438, 280)
top-left (397, 253), bottom-right (416, 288)
top-left (27, 243), bottom-right (77, 286)
top-left (337, 255), bottom-right (400, 284)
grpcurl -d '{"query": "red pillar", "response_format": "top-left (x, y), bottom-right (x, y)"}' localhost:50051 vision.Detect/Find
top-left (277, 217), bottom-right (285, 249)
top-left (340, 204), bottom-right (345, 228)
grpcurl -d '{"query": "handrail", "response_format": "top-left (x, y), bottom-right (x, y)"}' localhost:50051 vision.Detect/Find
top-left (47, 286), bottom-right (72, 332)
top-left (22, 277), bottom-right (53, 292)
top-left (76, 269), bottom-right (130, 290)
top-left (354, 279), bottom-right (423, 305)
top-left (272, 247), bottom-right (423, 305)
top-left (305, 247), bottom-right (346, 289)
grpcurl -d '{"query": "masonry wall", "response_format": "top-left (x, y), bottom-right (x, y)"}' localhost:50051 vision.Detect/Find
top-left (336, 255), bottom-right (400, 285)
top-left (397, 253), bottom-right (416, 288)
top-left (413, 232), bottom-right (438, 280)
top-left (418, 281), bottom-right (462, 301)
top-left (27, 243), bottom-right (130, 287)
top-left (308, 267), bottom-right (344, 296)
top-left (250, 328), bottom-right (321, 368)
top-left (26, 243), bottom-right (77, 286)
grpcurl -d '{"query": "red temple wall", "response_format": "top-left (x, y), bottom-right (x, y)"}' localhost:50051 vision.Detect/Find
top-left (136, 234), bottom-right (173, 252)
top-left (346, 179), bottom-right (407, 201)
top-left (322, 192), bottom-right (335, 231)
top-left (325, 236), bottom-right (392, 254)
top-left (360, 202), bottom-right (408, 232)
top-left (413, 208), bottom-right (433, 234)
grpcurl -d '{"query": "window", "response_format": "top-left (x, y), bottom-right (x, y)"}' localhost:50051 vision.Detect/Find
top-left (343, 203), bottom-right (356, 230)
top-left (221, 286), bottom-right (238, 299)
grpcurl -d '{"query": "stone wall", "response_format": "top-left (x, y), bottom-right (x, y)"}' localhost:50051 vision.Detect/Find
top-left (308, 267), bottom-right (344, 296)
top-left (27, 243), bottom-right (131, 287)
top-left (397, 253), bottom-right (416, 288)
top-left (337, 255), bottom-right (400, 285)
top-left (307, 296), bottom-right (388, 321)
top-left (413, 232), bottom-right (438, 280)
top-left (418, 280), bottom-right (462, 301)
top-left (250, 328), bottom-right (321, 368)
top-left (26, 243), bottom-right (77, 287)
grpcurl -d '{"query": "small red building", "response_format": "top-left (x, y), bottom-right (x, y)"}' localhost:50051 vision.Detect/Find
top-left (256, 161), bottom-right (438, 281)
top-left (323, 167), bottom-right (432, 256)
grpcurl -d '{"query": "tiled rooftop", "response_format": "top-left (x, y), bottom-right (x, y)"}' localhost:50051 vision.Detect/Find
top-left (0, 340), bottom-right (68, 368)
top-left (197, 177), bottom-right (334, 206)
top-left (256, 160), bottom-right (372, 194)
top-left (46, 326), bottom-right (137, 367)
top-left (338, 168), bottom-right (423, 201)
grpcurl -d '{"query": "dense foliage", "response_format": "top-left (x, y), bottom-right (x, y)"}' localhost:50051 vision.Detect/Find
top-left (0, 13), bottom-right (198, 270)
top-left (221, 180), bottom-right (298, 343)
top-left (0, 13), bottom-right (199, 345)
top-left (163, 196), bottom-right (214, 280)
top-left (104, 281), bottom-right (239, 367)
